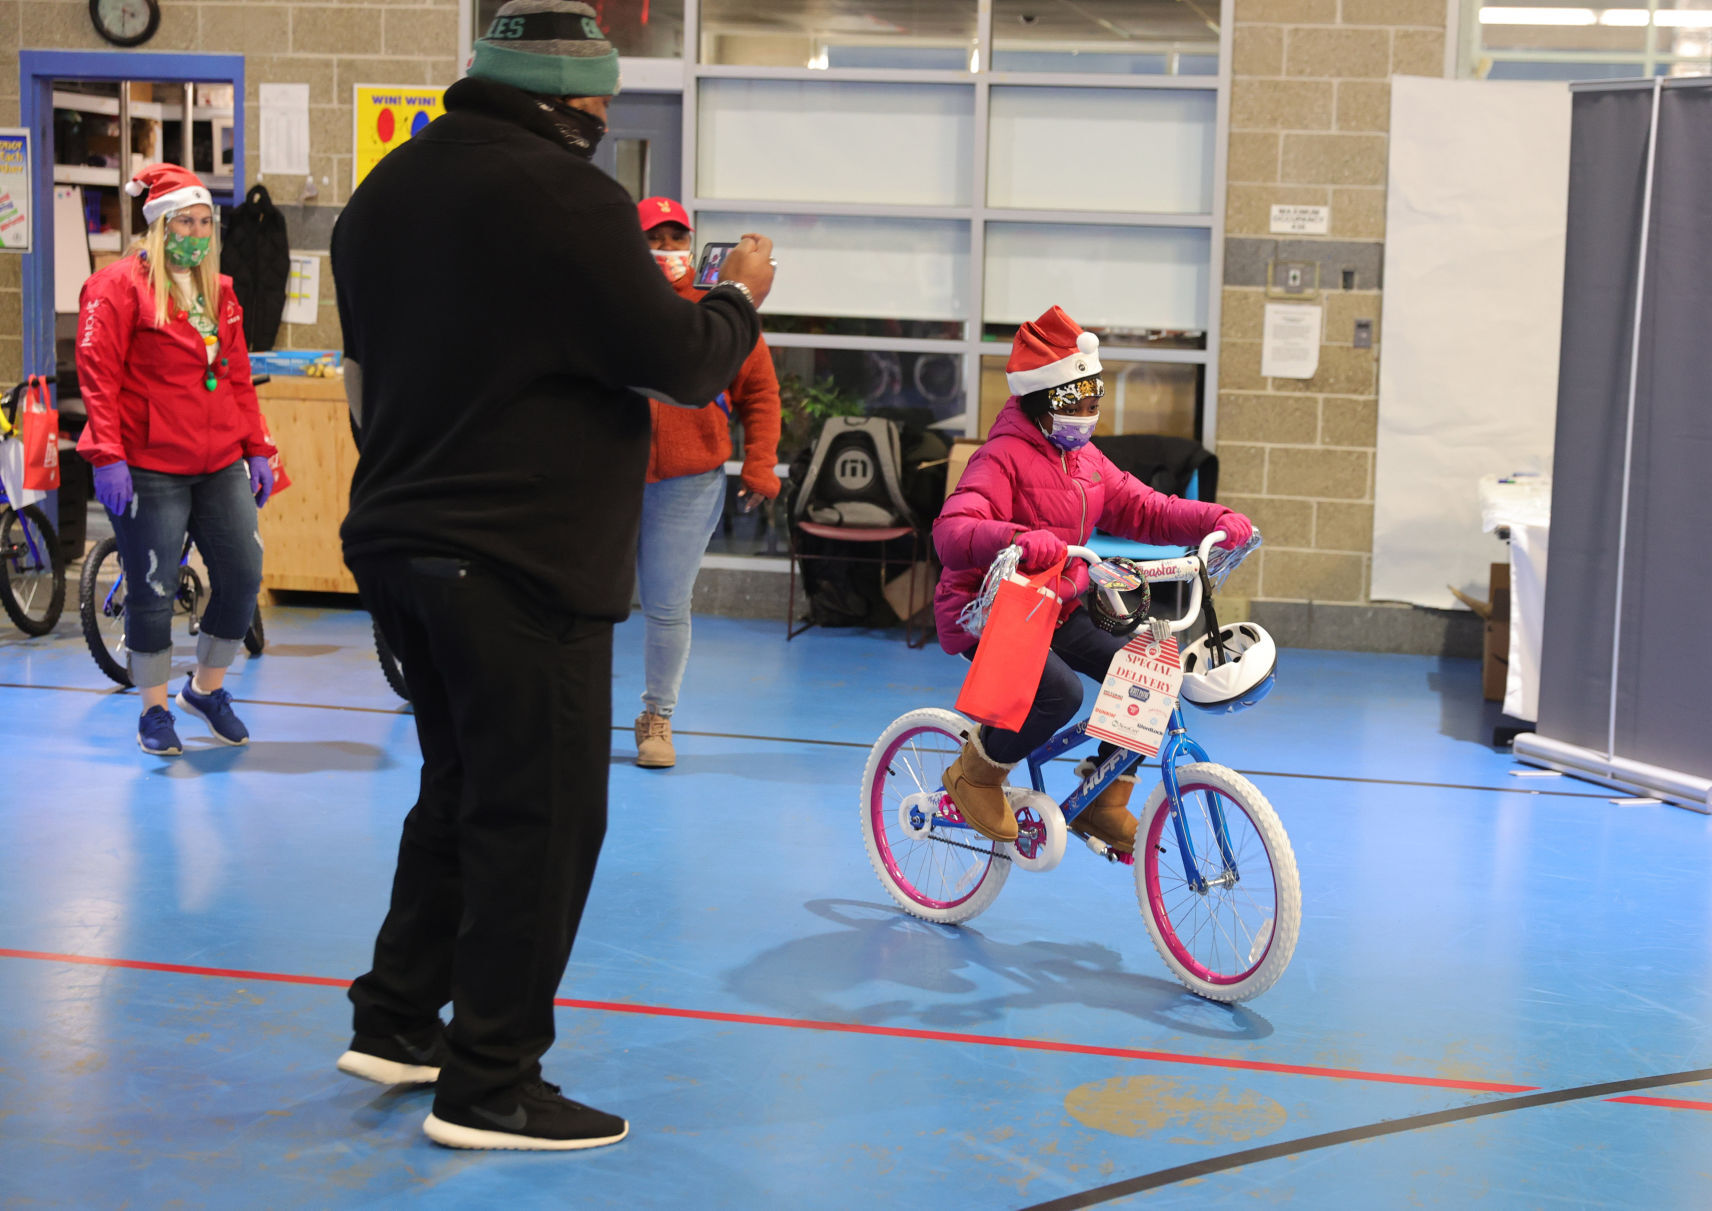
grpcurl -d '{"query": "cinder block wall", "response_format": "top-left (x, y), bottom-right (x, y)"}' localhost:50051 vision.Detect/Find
top-left (1214, 0), bottom-right (1448, 621)
top-left (0, 1), bottom-right (463, 382)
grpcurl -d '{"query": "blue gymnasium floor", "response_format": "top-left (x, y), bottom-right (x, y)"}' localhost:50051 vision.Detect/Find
top-left (1, 606), bottom-right (1710, 1208)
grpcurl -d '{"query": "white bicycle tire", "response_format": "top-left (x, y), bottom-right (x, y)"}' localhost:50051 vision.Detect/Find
top-left (860, 708), bottom-right (1011, 925)
top-left (1134, 763), bottom-right (1300, 1002)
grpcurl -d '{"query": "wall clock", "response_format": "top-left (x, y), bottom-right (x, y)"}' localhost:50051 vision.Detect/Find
top-left (89, 0), bottom-right (162, 48)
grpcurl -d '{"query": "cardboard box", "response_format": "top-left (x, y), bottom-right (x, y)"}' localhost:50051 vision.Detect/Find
top-left (1452, 563), bottom-right (1511, 702)
top-left (883, 562), bottom-right (934, 623)
top-left (945, 437), bottom-right (983, 501)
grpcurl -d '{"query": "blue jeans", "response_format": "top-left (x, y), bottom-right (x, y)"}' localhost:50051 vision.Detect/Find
top-left (636, 468), bottom-right (726, 717)
top-left (107, 460), bottom-right (263, 688)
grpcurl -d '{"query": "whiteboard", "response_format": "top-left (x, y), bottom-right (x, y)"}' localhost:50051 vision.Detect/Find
top-left (1371, 77), bottom-right (1570, 609)
top-left (54, 186), bottom-right (92, 313)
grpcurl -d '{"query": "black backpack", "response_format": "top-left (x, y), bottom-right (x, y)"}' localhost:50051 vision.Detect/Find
top-left (221, 184), bottom-right (291, 352)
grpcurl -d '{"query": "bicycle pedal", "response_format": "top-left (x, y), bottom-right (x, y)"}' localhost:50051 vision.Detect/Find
top-left (1082, 835), bottom-right (1110, 858)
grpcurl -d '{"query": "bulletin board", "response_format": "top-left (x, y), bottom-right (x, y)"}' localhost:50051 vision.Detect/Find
top-left (352, 85), bottom-right (446, 189)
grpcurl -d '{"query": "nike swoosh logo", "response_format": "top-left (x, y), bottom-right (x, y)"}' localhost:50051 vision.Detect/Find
top-left (472, 1104), bottom-right (528, 1132)
top-left (393, 1035), bottom-right (437, 1065)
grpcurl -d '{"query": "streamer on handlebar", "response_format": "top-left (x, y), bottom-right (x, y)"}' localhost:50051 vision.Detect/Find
top-left (957, 544), bottom-right (1024, 639)
top-left (1205, 528), bottom-right (1263, 589)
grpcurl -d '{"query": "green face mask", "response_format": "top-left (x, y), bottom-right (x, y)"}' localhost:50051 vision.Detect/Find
top-left (165, 231), bottom-right (211, 268)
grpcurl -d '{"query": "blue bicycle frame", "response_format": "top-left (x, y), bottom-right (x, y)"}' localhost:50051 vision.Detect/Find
top-left (0, 485), bottom-right (53, 579)
top-left (1019, 713), bottom-right (1240, 894)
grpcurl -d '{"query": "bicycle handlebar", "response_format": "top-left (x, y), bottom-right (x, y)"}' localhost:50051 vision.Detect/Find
top-left (1063, 530), bottom-right (1226, 636)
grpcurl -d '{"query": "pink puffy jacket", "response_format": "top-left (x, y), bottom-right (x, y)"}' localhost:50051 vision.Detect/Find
top-left (932, 398), bottom-right (1235, 655)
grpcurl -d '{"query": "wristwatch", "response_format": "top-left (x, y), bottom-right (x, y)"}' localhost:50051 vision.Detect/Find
top-left (712, 280), bottom-right (755, 308)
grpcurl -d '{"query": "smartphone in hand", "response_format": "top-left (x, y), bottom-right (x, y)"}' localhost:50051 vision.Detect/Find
top-left (693, 242), bottom-right (737, 290)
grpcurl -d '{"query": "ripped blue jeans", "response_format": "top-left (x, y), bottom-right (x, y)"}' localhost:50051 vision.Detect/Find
top-left (106, 459), bottom-right (263, 689)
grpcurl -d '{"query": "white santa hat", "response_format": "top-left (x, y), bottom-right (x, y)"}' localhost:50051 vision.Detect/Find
top-left (1005, 305), bottom-right (1103, 396)
top-left (125, 162), bottom-right (214, 228)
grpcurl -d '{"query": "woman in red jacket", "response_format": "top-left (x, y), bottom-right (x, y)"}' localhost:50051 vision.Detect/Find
top-left (631, 198), bottom-right (782, 768)
top-left (933, 307), bottom-right (1252, 852)
top-left (75, 164), bottom-right (276, 756)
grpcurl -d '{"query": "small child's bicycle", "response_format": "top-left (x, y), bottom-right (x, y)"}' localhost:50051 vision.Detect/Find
top-left (860, 534), bottom-right (1300, 1002)
top-left (0, 378), bottom-right (67, 637)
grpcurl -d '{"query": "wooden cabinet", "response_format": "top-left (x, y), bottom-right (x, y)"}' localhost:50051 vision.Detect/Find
top-left (255, 377), bottom-right (359, 595)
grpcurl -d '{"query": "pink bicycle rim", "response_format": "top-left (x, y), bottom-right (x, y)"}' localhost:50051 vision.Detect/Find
top-left (1144, 782), bottom-right (1276, 986)
top-left (872, 724), bottom-right (991, 911)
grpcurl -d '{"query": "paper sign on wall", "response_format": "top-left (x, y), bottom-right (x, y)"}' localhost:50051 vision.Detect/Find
top-left (0, 129), bottom-right (31, 253)
top-left (259, 83), bottom-right (310, 177)
top-left (1261, 302), bottom-right (1323, 380)
top-left (1270, 204), bottom-right (1329, 235)
top-left (353, 86), bottom-right (446, 188)
top-left (282, 254), bottom-right (321, 327)
top-left (1087, 636), bottom-right (1182, 757)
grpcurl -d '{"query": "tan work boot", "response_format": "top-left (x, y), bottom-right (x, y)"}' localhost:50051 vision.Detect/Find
top-left (635, 711), bottom-right (675, 769)
top-left (1071, 760), bottom-right (1139, 852)
top-left (944, 734), bottom-right (1019, 844)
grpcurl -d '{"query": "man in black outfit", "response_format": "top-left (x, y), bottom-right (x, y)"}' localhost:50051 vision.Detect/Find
top-left (328, 0), bottom-right (775, 1152)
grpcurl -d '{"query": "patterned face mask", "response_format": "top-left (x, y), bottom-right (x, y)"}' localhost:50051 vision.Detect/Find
top-left (1047, 413), bottom-right (1098, 451)
top-left (653, 249), bottom-right (693, 281)
top-left (165, 231), bottom-right (211, 268)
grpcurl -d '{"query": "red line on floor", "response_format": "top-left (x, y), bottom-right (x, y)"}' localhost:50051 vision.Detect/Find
top-left (1605, 1095), bottom-right (1712, 1112)
top-left (0, 947), bottom-right (351, 989)
top-left (1, 945), bottom-right (1538, 1095)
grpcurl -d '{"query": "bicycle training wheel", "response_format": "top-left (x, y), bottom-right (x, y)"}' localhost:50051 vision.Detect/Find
top-left (244, 606), bottom-right (266, 655)
top-left (1135, 762), bottom-right (1300, 1002)
top-left (860, 708), bottom-right (1010, 925)
top-left (374, 621), bottom-right (410, 703)
top-left (0, 505), bottom-right (66, 636)
top-left (79, 536), bottom-right (132, 686)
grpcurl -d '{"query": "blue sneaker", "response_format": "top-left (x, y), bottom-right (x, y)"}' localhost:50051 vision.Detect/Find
top-left (137, 706), bottom-right (183, 756)
top-left (176, 678), bottom-right (250, 746)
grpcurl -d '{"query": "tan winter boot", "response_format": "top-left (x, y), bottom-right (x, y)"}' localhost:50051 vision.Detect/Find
top-left (943, 734), bottom-right (1019, 844)
top-left (1071, 760), bottom-right (1139, 853)
top-left (635, 711), bottom-right (675, 769)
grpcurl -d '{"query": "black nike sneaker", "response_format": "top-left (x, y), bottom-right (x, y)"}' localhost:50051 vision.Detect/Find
top-left (424, 1079), bottom-right (628, 1151)
top-left (335, 1021), bottom-right (449, 1086)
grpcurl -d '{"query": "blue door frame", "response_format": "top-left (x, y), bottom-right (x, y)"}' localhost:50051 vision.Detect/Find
top-left (17, 50), bottom-right (246, 378)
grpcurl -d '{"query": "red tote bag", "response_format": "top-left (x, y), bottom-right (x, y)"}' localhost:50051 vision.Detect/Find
top-left (19, 376), bottom-right (59, 492)
top-left (954, 557), bottom-right (1066, 732)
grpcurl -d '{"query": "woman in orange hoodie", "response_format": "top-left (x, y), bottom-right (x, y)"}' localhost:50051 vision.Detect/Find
top-left (632, 198), bottom-right (782, 768)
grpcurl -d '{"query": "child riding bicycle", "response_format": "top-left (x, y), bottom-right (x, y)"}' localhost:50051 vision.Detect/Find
top-left (933, 307), bottom-right (1253, 854)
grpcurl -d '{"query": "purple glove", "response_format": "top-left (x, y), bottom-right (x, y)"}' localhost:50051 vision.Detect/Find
top-left (1214, 510), bottom-right (1254, 551)
top-left (93, 461), bottom-right (133, 516)
top-left (247, 455), bottom-right (274, 509)
top-left (1015, 529), bottom-right (1067, 572)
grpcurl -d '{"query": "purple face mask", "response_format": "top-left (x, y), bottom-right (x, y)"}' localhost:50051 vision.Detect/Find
top-left (1047, 414), bottom-right (1097, 451)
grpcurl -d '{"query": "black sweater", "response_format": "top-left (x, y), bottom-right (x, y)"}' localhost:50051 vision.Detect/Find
top-left (332, 78), bottom-right (759, 619)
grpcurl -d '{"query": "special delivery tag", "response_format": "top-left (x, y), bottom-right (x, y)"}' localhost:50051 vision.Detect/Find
top-left (1086, 635), bottom-right (1183, 757)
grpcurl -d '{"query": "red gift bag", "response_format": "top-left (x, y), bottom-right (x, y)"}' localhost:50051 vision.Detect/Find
top-left (19, 376), bottom-right (59, 492)
top-left (258, 412), bottom-right (292, 495)
top-left (955, 557), bottom-right (1066, 732)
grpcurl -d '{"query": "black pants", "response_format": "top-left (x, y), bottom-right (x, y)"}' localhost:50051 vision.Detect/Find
top-left (347, 554), bottom-right (613, 1107)
top-left (979, 607), bottom-right (1130, 765)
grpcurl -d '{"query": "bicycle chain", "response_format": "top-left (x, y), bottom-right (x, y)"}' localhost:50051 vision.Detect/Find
top-left (926, 831), bottom-right (1012, 861)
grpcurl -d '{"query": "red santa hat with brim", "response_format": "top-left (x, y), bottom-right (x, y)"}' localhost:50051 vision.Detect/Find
top-left (1005, 305), bottom-right (1102, 396)
top-left (125, 163), bottom-right (213, 228)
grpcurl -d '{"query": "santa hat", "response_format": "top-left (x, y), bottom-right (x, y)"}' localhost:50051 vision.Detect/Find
top-left (125, 163), bottom-right (213, 227)
top-left (1005, 305), bottom-right (1102, 396)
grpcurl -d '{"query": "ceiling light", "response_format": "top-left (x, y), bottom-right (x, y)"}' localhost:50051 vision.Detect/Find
top-left (1479, 6), bottom-right (1598, 23)
top-left (1655, 8), bottom-right (1712, 25)
top-left (1598, 7), bottom-right (1651, 23)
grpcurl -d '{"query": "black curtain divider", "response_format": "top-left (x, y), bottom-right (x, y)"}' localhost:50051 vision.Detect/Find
top-left (1529, 78), bottom-right (1712, 800)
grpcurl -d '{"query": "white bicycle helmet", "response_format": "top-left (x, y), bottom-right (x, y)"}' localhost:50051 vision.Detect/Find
top-left (1180, 621), bottom-right (1277, 714)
